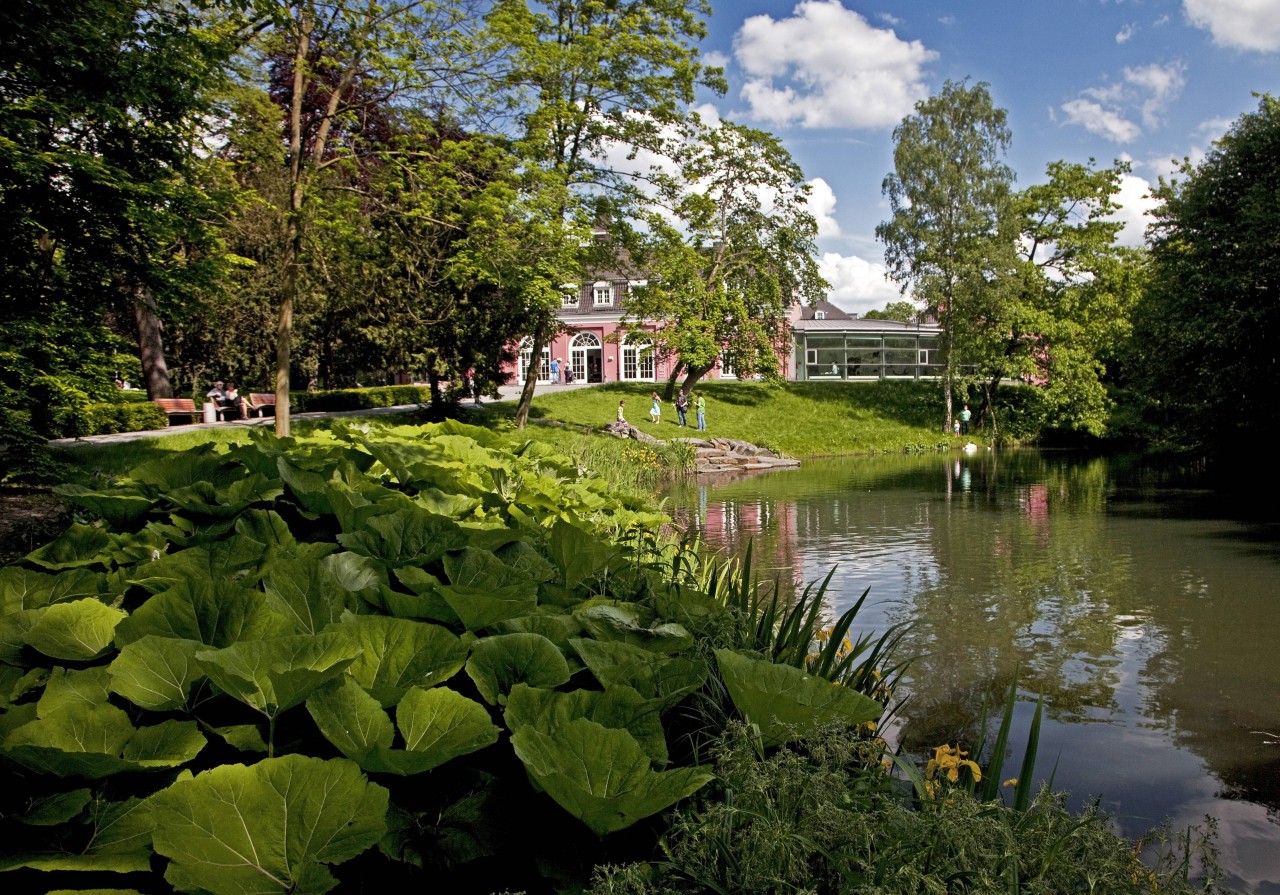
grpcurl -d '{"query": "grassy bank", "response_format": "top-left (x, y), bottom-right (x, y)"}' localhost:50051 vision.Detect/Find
top-left (482, 380), bottom-right (966, 457)
top-left (31, 381), bottom-right (972, 505)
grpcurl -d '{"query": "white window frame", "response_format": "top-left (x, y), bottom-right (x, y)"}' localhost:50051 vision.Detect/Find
top-left (592, 281), bottom-right (615, 307)
top-left (561, 284), bottom-right (580, 308)
top-left (621, 335), bottom-right (655, 381)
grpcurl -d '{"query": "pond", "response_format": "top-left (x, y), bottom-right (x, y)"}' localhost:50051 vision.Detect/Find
top-left (664, 451), bottom-right (1280, 893)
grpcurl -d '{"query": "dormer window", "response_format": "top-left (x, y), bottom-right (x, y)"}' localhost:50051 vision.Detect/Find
top-left (561, 284), bottom-right (580, 307)
top-left (815, 310), bottom-right (826, 320)
top-left (593, 281), bottom-right (614, 306)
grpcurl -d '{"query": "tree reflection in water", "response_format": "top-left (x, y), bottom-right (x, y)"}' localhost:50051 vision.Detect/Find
top-left (666, 452), bottom-right (1280, 892)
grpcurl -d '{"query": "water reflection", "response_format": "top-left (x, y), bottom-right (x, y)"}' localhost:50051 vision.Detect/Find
top-left (665, 452), bottom-right (1280, 893)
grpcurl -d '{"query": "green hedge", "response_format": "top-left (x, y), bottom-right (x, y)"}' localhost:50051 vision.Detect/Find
top-left (290, 385), bottom-right (433, 413)
top-left (83, 401), bottom-right (169, 435)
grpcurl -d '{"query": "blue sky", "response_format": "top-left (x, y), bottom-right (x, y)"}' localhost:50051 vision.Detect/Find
top-left (690, 0), bottom-right (1280, 313)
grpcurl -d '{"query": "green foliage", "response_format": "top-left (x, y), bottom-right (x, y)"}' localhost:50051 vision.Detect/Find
top-left (878, 79), bottom-right (1019, 429)
top-left (79, 401), bottom-right (170, 437)
top-left (624, 118), bottom-right (827, 391)
top-left (587, 722), bottom-right (1228, 895)
top-left (1131, 94), bottom-right (1280, 474)
top-left (0, 420), bottom-right (908, 892)
top-left (291, 385), bottom-right (435, 413)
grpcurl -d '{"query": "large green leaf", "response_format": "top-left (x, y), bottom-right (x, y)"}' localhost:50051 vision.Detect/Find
top-left (24, 599), bottom-right (126, 661)
top-left (109, 636), bottom-right (203, 711)
top-left (0, 795), bottom-right (154, 873)
top-left (115, 576), bottom-right (290, 648)
top-left (511, 718), bottom-right (712, 835)
top-left (196, 632), bottom-right (362, 717)
top-left (574, 602), bottom-right (694, 653)
top-left (148, 755), bottom-right (389, 895)
top-left (0, 567), bottom-right (105, 613)
top-left (52, 483), bottom-right (154, 528)
top-left (337, 505), bottom-right (472, 567)
top-left (571, 638), bottom-right (707, 707)
top-left (305, 677), bottom-right (395, 760)
top-left (714, 648), bottom-right (883, 745)
top-left (391, 685), bottom-right (499, 771)
top-left (263, 556), bottom-right (355, 635)
top-left (162, 473), bottom-right (284, 519)
top-left (438, 548), bottom-right (538, 631)
top-left (307, 680), bottom-right (499, 776)
top-left (544, 520), bottom-right (623, 590)
top-left (336, 616), bottom-right (468, 707)
top-left (3, 699), bottom-right (205, 777)
top-left (505, 683), bottom-right (668, 767)
top-left (25, 524), bottom-right (114, 570)
top-left (465, 633), bottom-right (570, 706)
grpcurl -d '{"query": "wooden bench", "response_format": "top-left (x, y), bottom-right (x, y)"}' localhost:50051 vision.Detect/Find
top-left (154, 398), bottom-right (201, 425)
top-left (246, 392), bottom-right (276, 417)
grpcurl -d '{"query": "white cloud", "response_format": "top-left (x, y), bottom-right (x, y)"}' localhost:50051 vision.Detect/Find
top-left (1059, 62), bottom-right (1185, 142)
top-left (1060, 98), bottom-right (1142, 142)
top-left (1124, 62), bottom-right (1186, 126)
top-left (733, 0), bottom-right (937, 129)
top-left (1116, 23), bottom-right (1137, 43)
top-left (818, 252), bottom-right (904, 314)
top-left (1184, 0), bottom-right (1280, 52)
top-left (1109, 172), bottom-right (1161, 246)
top-left (702, 50), bottom-right (730, 70)
top-left (807, 178), bottom-right (841, 237)
top-left (1197, 116), bottom-right (1236, 137)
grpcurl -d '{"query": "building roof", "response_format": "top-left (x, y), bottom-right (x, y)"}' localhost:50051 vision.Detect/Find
top-left (792, 317), bottom-right (941, 334)
top-left (797, 299), bottom-right (853, 320)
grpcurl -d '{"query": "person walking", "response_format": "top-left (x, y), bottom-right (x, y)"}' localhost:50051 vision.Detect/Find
top-left (694, 392), bottom-right (706, 431)
top-left (674, 391), bottom-right (689, 426)
top-left (550, 357), bottom-right (560, 384)
top-left (649, 391), bottom-right (662, 424)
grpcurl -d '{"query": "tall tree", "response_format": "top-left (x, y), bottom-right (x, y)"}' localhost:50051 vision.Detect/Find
top-left (0, 0), bottom-right (235, 441)
top-left (1131, 94), bottom-right (1280, 470)
top-left (623, 117), bottom-right (826, 398)
top-left (239, 0), bottom-right (483, 434)
top-left (877, 79), bottom-right (1018, 433)
top-left (979, 159), bottom-right (1142, 435)
top-left (485, 0), bottom-right (722, 427)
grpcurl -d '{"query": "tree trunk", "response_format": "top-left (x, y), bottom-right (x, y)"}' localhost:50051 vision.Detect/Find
top-left (661, 360), bottom-right (685, 402)
top-left (514, 321), bottom-right (546, 429)
top-left (275, 216), bottom-right (299, 436)
top-left (679, 364), bottom-right (713, 397)
top-left (133, 286), bottom-right (173, 399)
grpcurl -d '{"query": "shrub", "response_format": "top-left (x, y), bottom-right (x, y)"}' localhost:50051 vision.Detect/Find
top-left (81, 400), bottom-right (169, 435)
top-left (588, 722), bottom-right (1228, 895)
top-left (291, 385), bottom-right (433, 413)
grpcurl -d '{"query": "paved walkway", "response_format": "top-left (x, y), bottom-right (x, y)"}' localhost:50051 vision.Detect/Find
top-left (48, 381), bottom-right (598, 448)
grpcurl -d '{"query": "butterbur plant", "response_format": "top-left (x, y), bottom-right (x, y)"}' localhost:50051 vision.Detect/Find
top-left (0, 420), bottom-right (886, 894)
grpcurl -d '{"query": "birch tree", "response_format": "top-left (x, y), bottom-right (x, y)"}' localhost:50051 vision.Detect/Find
top-left (877, 80), bottom-right (1018, 433)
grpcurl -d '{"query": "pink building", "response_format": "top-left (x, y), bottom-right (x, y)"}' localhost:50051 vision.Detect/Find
top-left (512, 282), bottom-right (943, 386)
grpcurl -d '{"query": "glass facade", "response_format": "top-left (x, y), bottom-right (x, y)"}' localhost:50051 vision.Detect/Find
top-left (797, 332), bottom-right (942, 380)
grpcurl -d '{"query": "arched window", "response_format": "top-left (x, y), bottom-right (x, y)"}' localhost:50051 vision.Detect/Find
top-left (569, 332), bottom-right (602, 383)
top-left (621, 334), bottom-right (654, 381)
top-left (519, 338), bottom-right (550, 383)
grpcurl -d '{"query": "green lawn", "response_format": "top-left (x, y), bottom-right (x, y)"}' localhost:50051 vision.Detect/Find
top-left (44, 380), bottom-right (970, 493)
top-left (482, 380), bottom-right (965, 457)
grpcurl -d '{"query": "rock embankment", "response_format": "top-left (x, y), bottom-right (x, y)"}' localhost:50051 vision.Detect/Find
top-left (604, 421), bottom-right (799, 476)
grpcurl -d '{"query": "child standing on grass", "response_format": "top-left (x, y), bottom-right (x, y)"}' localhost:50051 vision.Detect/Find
top-left (617, 400), bottom-right (627, 424)
top-left (694, 393), bottom-right (706, 431)
top-left (649, 392), bottom-right (661, 424)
